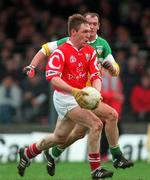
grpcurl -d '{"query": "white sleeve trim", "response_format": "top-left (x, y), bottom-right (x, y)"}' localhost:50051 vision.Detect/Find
top-left (40, 41), bottom-right (58, 55)
top-left (47, 41), bottom-right (58, 53)
top-left (102, 54), bottom-right (116, 64)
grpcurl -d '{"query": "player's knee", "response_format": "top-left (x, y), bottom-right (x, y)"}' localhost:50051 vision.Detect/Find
top-left (92, 119), bottom-right (103, 133)
top-left (109, 108), bottom-right (118, 122)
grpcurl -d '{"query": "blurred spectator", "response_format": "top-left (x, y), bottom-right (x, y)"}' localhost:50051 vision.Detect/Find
top-left (142, 25), bottom-right (150, 52)
top-left (138, 51), bottom-right (149, 75)
top-left (130, 73), bottom-right (150, 122)
top-left (21, 75), bottom-right (49, 123)
top-left (102, 70), bottom-right (124, 117)
top-left (121, 56), bottom-right (141, 110)
top-left (129, 43), bottom-right (140, 57)
top-left (114, 25), bottom-right (132, 50)
top-left (100, 70), bottom-right (124, 161)
top-left (100, 18), bottom-right (113, 42)
top-left (0, 76), bottom-right (22, 124)
top-left (46, 16), bottom-right (67, 40)
top-left (115, 49), bottom-right (127, 74)
top-left (126, 2), bottom-right (142, 38)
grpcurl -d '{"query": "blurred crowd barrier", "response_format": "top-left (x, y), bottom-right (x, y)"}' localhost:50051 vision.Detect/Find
top-left (0, 132), bottom-right (149, 162)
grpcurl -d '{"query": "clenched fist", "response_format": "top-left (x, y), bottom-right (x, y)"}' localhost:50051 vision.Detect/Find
top-left (23, 65), bottom-right (36, 78)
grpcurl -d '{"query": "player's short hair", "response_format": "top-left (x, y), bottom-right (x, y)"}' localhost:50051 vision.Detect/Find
top-left (68, 14), bottom-right (88, 36)
top-left (83, 12), bottom-right (100, 22)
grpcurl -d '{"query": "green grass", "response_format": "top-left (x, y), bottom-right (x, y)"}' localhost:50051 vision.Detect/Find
top-left (0, 161), bottom-right (149, 180)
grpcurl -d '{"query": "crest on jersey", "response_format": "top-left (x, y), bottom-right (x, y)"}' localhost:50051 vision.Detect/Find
top-left (70, 55), bottom-right (77, 63)
top-left (85, 54), bottom-right (91, 61)
top-left (96, 46), bottom-right (103, 55)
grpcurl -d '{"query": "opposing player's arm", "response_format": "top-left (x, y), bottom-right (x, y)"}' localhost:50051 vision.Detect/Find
top-left (89, 50), bottom-right (102, 92)
top-left (24, 37), bottom-right (69, 78)
top-left (98, 39), bottom-right (120, 77)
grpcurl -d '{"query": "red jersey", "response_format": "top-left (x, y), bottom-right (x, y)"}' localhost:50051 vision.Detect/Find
top-left (46, 41), bottom-right (100, 91)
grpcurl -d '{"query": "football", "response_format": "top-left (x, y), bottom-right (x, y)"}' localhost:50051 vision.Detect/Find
top-left (82, 87), bottom-right (101, 110)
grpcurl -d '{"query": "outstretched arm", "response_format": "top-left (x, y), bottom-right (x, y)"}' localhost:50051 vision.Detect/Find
top-left (23, 51), bottom-right (46, 78)
top-left (23, 41), bottom-right (57, 78)
top-left (24, 37), bottom-right (69, 78)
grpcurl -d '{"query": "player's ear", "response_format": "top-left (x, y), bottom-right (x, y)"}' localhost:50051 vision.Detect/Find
top-left (97, 22), bottom-right (100, 30)
top-left (70, 28), bottom-right (77, 36)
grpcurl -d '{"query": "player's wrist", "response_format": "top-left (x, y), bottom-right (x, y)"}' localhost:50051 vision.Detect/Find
top-left (71, 88), bottom-right (80, 97)
top-left (29, 64), bottom-right (36, 69)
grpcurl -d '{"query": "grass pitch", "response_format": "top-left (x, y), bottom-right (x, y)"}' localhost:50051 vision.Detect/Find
top-left (0, 161), bottom-right (149, 180)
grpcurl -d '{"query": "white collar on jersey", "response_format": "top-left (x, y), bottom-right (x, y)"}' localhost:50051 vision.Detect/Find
top-left (66, 39), bottom-right (81, 51)
top-left (88, 34), bottom-right (98, 43)
top-left (66, 39), bottom-right (73, 46)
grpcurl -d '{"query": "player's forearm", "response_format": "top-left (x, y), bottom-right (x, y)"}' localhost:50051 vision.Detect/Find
top-left (51, 77), bottom-right (74, 94)
top-left (92, 78), bottom-right (102, 92)
top-left (30, 51), bottom-right (46, 67)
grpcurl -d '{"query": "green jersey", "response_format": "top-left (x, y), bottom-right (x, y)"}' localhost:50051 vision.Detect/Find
top-left (88, 35), bottom-right (112, 64)
top-left (42, 35), bottom-right (113, 64)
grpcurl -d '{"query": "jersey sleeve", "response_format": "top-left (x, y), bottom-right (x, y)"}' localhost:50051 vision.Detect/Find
top-left (89, 50), bottom-right (101, 82)
top-left (41, 37), bottom-right (69, 56)
top-left (46, 49), bottom-right (65, 81)
top-left (100, 39), bottom-right (116, 65)
top-left (102, 39), bottom-right (112, 58)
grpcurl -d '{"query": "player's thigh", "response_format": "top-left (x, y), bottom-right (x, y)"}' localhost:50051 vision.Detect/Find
top-left (93, 101), bottom-right (117, 122)
top-left (67, 106), bottom-right (101, 129)
top-left (54, 116), bottom-right (76, 138)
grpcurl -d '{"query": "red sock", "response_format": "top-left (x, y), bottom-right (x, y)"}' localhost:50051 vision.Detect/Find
top-left (25, 143), bottom-right (41, 159)
top-left (88, 153), bottom-right (100, 172)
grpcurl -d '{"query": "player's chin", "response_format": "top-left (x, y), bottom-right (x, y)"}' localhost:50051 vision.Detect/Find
top-left (90, 31), bottom-right (96, 37)
top-left (82, 41), bottom-right (88, 46)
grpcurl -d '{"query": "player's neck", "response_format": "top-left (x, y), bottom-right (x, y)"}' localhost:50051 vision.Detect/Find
top-left (70, 38), bottom-right (82, 50)
top-left (89, 35), bottom-right (97, 42)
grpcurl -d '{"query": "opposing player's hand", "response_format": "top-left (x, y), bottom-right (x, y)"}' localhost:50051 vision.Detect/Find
top-left (71, 88), bottom-right (89, 108)
top-left (109, 63), bottom-right (120, 76)
top-left (23, 65), bottom-right (35, 78)
top-left (102, 61), bottom-right (113, 70)
top-left (102, 61), bottom-right (120, 76)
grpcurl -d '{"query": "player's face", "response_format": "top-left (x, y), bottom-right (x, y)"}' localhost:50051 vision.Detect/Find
top-left (85, 15), bottom-right (99, 38)
top-left (74, 23), bottom-right (91, 48)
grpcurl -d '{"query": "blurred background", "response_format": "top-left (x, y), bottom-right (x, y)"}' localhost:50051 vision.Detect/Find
top-left (0, 0), bottom-right (150, 162)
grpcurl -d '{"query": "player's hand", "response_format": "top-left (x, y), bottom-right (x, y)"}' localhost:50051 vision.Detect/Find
top-left (109, 63), bottom-right (120, 76)
top-left (102, 61), bottom-right (120, 76)
top-left (71, 88), bottom-right (89, 108)
top-left (23, 65), bottom-right (36, 78)
top-left (102, 61), bottom-right (113, 70)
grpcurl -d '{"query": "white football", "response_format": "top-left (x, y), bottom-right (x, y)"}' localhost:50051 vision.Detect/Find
top-left (82, 87), bottom-right (101, 110)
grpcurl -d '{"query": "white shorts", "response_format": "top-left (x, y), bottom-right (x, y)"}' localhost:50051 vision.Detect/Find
top-left (53, 90), bottom-right (78, 119)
